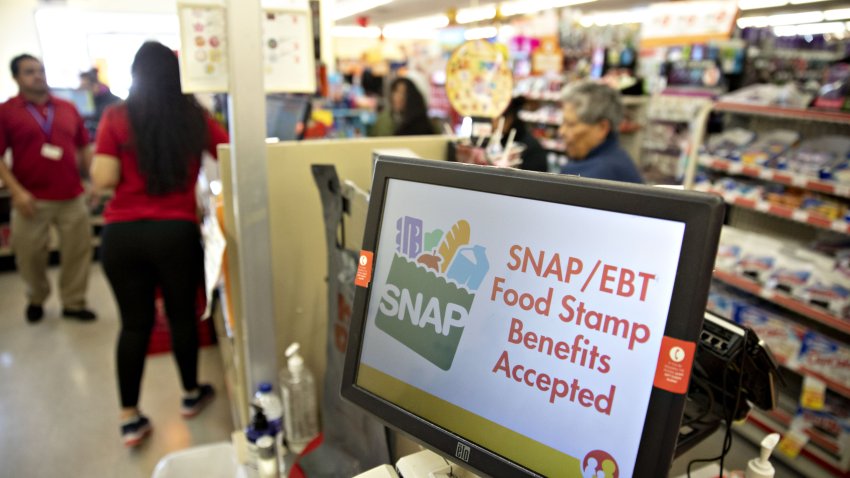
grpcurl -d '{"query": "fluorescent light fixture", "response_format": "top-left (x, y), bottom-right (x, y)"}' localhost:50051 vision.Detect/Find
top-left (333, 0), bottom-right (393, 21)
top-left (789, 0), bottom-right (829, 3)
top-left (773, 21), bottom-right (846, 35)
top-left (737, 16), bottom-right (770, 28)
top-left (825, 8), bottom-right (850, 20)
top-left (582, 8), bottom-right (648, 26)
top-left (500, 0), bottom-right (596, 17)
top-left (738, 0), bottom-right (788, 10)
top-left (767, 10), bottom-right (823, 25)
top-left (464, 26), bottom-right (498, 40)
top-left (456, 5), bottom-right (497, 24)
top-left (382, 14), bottom-right (449, 38)
top-left (331, 25), bottom-right (382, 38)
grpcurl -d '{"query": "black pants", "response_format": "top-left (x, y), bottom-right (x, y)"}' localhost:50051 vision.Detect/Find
top-left (101, 220), bottom-right (203, 408)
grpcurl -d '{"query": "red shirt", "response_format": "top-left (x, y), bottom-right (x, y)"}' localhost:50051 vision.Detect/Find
top-left (0, 94), bottom-right (89, 200)
top-left (95, 104), bottom-right (229, 224)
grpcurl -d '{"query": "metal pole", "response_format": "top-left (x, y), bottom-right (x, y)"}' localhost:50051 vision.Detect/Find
top-left (225, 0), bottom-right (278, 406)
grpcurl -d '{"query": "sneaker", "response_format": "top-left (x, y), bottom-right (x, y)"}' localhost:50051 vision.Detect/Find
top-left (62, 308), bottom-right (97, 321)
top-left (181, 384), bottom-right (215, 418)
top-left (121, 414), bottom-right (152, 447)
top-left (26, 304), bottom-right (44, 323)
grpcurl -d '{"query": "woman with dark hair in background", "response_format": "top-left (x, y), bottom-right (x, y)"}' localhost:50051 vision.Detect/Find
top-left (496, 96), bottom-right (549, 172)
top-left (370, 77), bottom-right (436, 136)
top-left (90, 41), bottom-right (229, 447)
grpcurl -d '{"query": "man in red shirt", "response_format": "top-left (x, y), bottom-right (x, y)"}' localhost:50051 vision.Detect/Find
top-left (0, 54), bottom-right (96, 323)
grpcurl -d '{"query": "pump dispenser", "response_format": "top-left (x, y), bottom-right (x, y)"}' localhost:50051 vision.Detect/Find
top-left (745, 433), bottom-right (780, 478)
top-left (280, 342), bottom-right (319, 454)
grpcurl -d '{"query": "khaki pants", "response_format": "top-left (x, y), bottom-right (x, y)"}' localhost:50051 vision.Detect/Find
top-left (10, 195), bottom-right (92, 309)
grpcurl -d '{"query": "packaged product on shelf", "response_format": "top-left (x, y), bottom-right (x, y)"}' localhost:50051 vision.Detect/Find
top-left (720, 83), bottom-right (813, 109)
top-left (716, 226), bottom-right (752, 270)
top-left (767, 253), bottom-right (816, 297)
top-left (775, 135), bottom-right (850, 180)
top-left (734, 303), bottom-right (805, 365)
top-left (800, 196), bottom-right (847, 221)
top-left (735, 235), bottom-right (784, 283)
top-left (801, 268), bottom-right (850, 318)
top-left (707, 284), bottom-right (742, 319)
top-left (794, 331), bottom-right (850, 386)
top-left (739, 129), bottom-right (800, 166)
top-left (797, 396), bottom-right (850, 442)
top-left (704, 127), bottom-right (756, 159)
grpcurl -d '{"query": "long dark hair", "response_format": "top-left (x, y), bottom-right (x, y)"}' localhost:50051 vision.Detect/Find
top-left (126, 41), bottom-right (207, 195)
top-left (391, 77), bottom-right (433, 136)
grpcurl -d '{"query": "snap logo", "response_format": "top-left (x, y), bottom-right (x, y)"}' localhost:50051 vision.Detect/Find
top-left (375, 217), bottom-right (489, 370)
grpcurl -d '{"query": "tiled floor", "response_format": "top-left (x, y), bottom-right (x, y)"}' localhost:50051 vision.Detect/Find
top-left (0, 263), bottom-right (234, 478)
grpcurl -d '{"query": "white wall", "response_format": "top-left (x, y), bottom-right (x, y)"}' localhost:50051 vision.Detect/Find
top-left (0, 0), bottom-right (41, 101)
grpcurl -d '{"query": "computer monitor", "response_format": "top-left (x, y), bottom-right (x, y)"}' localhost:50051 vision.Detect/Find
top-left (341, 157), bottom-right (725, 477)
top-left (50, 88), bottom-right (94, 117)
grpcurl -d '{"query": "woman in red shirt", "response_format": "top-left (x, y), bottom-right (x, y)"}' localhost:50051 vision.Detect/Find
top-left (91, 41), bottom-right (229, 447)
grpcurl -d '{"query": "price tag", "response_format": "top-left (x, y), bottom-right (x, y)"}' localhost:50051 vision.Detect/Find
top-left (755, 202), bottom-right (770, 213)
top-left (800, 375), bottom-right (826, 410)
top-left (835, 185), bottom-right (850, 197)
top-left (790, 176), bottom-right (807, 187)
top-left (728, 163), bottom-right (742, 174)
top-left (791, 210), bottom-right (808, 222)
top-left (776, 430), bottom-right (809, 459)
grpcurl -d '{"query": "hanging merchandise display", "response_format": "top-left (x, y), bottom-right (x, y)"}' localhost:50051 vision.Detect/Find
top-left (445, 39), bottom-right (513, 118)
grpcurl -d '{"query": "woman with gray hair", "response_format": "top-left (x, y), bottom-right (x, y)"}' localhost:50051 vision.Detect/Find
top-left (558, 81), bottom-right (643, 183)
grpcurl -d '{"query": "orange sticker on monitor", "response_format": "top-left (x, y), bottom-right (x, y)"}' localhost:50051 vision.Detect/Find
top-left (653, 336), bottom-right (696, 394)
top-left (355, 250), bottom-right (374, 288)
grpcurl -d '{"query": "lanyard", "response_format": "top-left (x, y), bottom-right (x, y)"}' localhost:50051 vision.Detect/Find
top-left (25, 103), bottom-right (55, 140)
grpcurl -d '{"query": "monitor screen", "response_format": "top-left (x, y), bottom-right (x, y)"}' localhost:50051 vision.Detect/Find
top-left (342, 157), bottom-right (725, 477)
top-left (50, 88), bottom-right (94, 117)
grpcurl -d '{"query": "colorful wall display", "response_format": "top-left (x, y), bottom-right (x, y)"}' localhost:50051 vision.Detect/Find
top-left (446, 40), bottom-right (513, 119)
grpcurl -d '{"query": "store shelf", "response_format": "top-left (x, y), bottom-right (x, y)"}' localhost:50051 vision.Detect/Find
top-left (521, 92), bottom-right (562, 102)
top-left (642, 146), bottom-right (682, 157)
top-left (712, 269), bottom-right (850, 337)
top-left (700, 155), bottom-right (850, 199)
top-left (713, 102), bottom-right (850, 125)
top-left (696, 185), bottom-right (850, 234)
top-left (742, 409), bottom-right (848, 478)
top-left (760, 402), bottom-right (842, 456)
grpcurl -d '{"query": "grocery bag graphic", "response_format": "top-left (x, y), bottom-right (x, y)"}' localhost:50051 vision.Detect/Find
top-left (375, 218), bottom-right (487, 370)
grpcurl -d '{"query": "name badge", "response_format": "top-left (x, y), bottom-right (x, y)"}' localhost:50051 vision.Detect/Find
top-left (41, 143), bottom-right (63, 161)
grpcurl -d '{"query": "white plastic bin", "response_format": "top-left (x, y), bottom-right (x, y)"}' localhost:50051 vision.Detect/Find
top-left (151, 441), bottom-right (245, 478)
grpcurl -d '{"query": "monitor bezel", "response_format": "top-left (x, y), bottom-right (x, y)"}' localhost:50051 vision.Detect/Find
top-left (341, 156), bottom-right (725, 477)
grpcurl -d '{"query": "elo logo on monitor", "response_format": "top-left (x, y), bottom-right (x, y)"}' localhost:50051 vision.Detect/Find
top-left (374, 217), bottom-right (489, 370)
top-left (455, 442), bottom-right (471, 462)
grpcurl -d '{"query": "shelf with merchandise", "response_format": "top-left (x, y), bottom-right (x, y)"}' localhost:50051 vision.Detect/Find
top-left (712, 269), bottom-right (850, 337)
top-left (694, 183), bottom-right (850, 235)
top-left (699, 155), bottom-right (850, 200)
top-left (742, 409), bottom-right (848, 477)
top-left (713, 102), bottom-right (850, 126)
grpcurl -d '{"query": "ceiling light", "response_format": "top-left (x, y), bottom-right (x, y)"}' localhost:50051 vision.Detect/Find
top-left (500, 0), bottom-right (596, 17)
top-left (773, 21), bottom-right (846, 35)
top-left (464, 26), bottom-right (498, 40)
top-left (331, 25), bottom-right (382, 38)
top-left (456, 5), bottom-right (497, 24)
top-left (789, 0), bottom-right (830, 4)
top-left (738, 0), bottom-right (788, 10)
top-left (737, 16), bottom-right (770, 28)
top-left (333, 0), bottom-right (393, 21)
top-left (767, 10), bottom-right (823, 25)
top-left (382, 14), bottom-right (449, 38)
top-left (825, 8), bottom-right (850, 21)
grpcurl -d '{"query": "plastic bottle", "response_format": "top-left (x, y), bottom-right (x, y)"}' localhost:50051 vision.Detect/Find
top-left (256, 435), bottom-right (279, 478)
top-left (280, 342), bottom-right (319, 454)
top-left (255, 382), bottom-right (284, 437)
top-left (245, 403), bottom-right (272, 468)
top-left (745, 432), bottom-right (780, 478)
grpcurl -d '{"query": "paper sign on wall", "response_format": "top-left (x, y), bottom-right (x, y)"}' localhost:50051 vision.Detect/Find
top-left (263, 8), bottom-right (316, 93)
top-left (178, 4), bottom-right (229, 93)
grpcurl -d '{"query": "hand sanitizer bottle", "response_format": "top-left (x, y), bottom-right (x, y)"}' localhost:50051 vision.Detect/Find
top-left (280, 342), bottom-right (319, 454)
top-left (745, 433), bottom-right (780, 478)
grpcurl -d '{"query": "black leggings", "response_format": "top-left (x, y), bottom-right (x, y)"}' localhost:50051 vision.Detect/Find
top-left (101, 220), bottom-right (203, 408)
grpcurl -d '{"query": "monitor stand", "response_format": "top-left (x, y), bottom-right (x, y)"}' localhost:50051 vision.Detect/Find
top-left (354, 449), bottom-right (483, 478)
